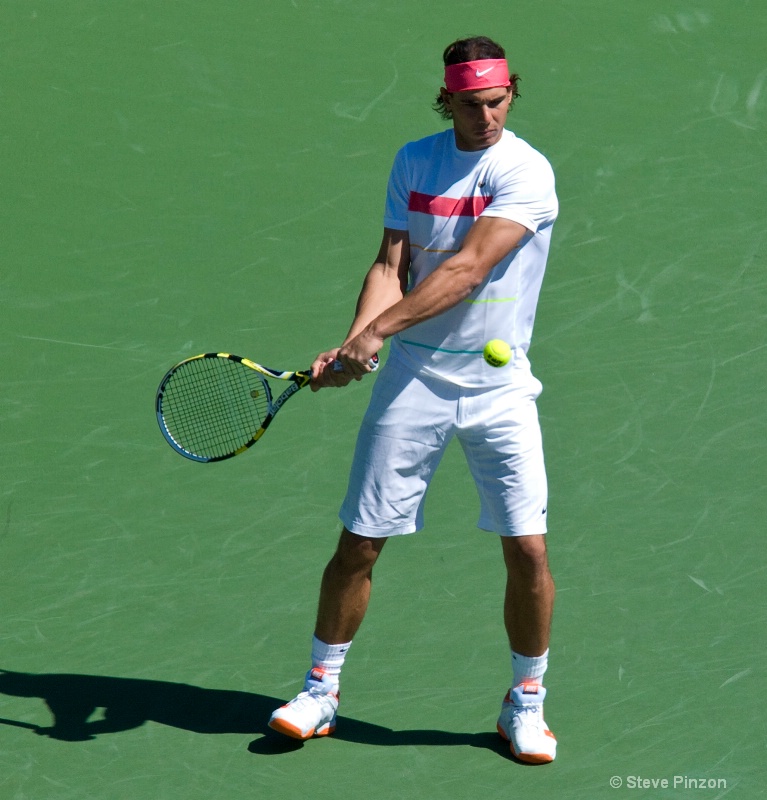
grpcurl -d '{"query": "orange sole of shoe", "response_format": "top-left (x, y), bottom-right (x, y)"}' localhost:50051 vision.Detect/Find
top-left (268, 718), bottom-right (336, 740)
top-left (497, 723), bottom-right (555, 764)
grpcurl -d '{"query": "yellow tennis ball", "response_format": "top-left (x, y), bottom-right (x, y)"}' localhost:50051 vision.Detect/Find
top-left (483, 339), bottom-right (512, 367)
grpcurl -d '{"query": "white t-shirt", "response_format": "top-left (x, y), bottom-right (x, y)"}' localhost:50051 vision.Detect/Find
top-left (383, 128), bottom-right (558, 388)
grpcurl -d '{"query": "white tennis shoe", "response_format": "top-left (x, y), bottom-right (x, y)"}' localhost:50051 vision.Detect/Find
top-left (497, 683), bottom-right (557, 764)
top-left (268, 667), bottom-right (339, 740)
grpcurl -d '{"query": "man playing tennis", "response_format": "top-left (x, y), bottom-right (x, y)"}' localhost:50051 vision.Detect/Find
top-left (269, 35), bottom-right (559, 764)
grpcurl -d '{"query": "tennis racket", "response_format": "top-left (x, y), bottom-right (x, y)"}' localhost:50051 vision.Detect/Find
top-left (155, 352), bottom-right (378, 462)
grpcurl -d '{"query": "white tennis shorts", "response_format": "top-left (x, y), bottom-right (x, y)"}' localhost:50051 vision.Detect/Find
top-left (339, 360), bottom-right (548, 538)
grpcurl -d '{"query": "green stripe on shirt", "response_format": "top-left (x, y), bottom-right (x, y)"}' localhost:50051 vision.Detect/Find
top-left (463, 296), bottom-right (518, 304)
top-left (399, 339), bottom-right (485, 355)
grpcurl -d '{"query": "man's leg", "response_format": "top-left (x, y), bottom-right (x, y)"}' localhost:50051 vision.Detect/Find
top-left (497, 533), bottom-right (557, 764)
top-left (315, 527), bottom-right (387, 644)
top-left (269, 528), bottom-right (386, 740)
top-left (500, 534), bottom-right (554, 657)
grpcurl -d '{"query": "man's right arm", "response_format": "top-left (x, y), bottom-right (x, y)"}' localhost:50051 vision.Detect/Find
top-left (344, 228), bottom-right (410, 342)
top-left (311, 227), bottom-right (410, 388)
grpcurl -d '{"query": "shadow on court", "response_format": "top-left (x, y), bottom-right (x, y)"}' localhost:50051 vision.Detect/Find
top-left (0, 669), bottom-right (510, 758)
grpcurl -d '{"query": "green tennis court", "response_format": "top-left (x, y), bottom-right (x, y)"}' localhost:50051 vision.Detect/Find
top-left (1, 1), bottom-right (764, 797)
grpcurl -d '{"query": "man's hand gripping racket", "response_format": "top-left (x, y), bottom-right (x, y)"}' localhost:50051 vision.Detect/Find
top-left (155, 352), bottom-right (378, 462)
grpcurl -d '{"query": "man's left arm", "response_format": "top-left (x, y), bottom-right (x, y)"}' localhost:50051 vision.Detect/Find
top-left (339, 216), bottom-right (528, 364)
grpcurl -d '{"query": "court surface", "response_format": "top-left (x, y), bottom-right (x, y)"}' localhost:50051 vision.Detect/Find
top-left (1, 1), bottom-right (765, 798)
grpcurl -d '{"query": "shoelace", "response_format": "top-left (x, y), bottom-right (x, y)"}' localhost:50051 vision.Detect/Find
top-left (290, 688), bottom-right (336, 709)
top-left (511, 704), bottom-right (546, 729)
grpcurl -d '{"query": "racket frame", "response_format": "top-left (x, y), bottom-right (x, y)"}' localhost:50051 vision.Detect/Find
top-left (155, 352), bottom-right (311, 463)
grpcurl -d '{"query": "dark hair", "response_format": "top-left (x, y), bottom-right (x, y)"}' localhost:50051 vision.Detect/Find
top-left (433, 35), bottom-right (521, 119)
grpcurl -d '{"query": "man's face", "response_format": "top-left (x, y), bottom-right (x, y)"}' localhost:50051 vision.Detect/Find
top-left (441, 86), bottom-right (513, 151)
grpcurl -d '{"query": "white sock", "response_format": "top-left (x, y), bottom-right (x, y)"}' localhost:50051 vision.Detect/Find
top-left (512, 649), bottom-right (548, 687)
top-left (310, 635), bottom-right (352, 685)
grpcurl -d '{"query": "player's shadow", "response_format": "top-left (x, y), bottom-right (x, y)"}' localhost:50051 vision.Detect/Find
top-left (0, 669), bottom-right (508, 758)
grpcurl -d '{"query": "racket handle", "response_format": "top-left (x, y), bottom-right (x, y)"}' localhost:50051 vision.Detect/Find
top-left (332, 354), bottom-right (379, 373)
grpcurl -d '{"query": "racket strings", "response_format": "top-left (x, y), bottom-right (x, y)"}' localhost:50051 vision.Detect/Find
top-left (160, 357), bottom-right (271, 459)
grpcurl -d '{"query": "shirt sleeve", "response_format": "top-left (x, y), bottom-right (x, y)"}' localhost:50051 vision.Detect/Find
top-left (481, 149), bottom-right (558, 233)
top-left (383, 145), bottom-right (411, 231)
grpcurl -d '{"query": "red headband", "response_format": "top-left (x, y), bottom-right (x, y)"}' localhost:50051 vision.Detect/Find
top-left (444, 59), bottom-right (511, 92)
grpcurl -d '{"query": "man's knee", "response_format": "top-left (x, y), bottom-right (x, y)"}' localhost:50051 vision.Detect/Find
top-left (330, 528), bottom-right (386, 576)
top-left (501, 534), bottom-right (550, 576)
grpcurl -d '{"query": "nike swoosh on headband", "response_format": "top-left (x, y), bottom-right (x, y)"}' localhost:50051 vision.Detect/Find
top-left (444, 59), bottom-right (511, 92)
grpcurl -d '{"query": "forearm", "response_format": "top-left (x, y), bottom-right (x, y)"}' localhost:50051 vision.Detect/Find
top-left (343, 264), bottom-right (406, 344)
top-left (363, 256), bottom-right (480, 341)
top-left (336, 253), bottom-right (481, 372)
top-left (355, 216), bottom-right (528, 344)
top-left (333, 208), bottom-right (527, 378)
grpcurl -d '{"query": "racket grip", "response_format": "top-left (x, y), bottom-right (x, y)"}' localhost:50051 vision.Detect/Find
top-left (332, 354), bottom-right (379, 373)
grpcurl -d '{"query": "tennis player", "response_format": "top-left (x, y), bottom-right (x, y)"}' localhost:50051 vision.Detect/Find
top-left (269, 35), bottom-right (559, 764)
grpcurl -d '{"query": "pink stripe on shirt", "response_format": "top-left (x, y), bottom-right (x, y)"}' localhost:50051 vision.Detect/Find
top-left (408, 191), bottom-right (493, 218)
